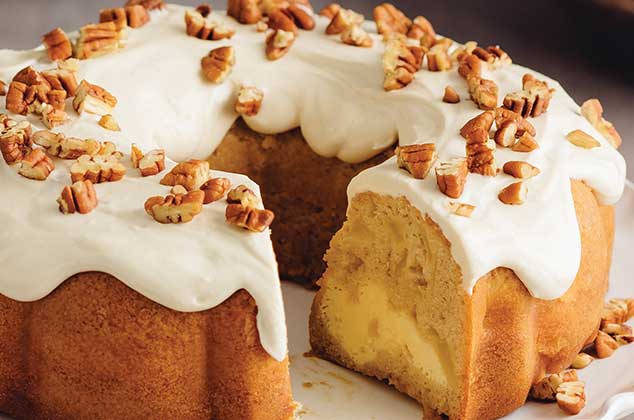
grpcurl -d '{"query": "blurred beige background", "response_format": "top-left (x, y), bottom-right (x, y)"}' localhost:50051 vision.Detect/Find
top-left (0, 0), bottom-right (632, 176)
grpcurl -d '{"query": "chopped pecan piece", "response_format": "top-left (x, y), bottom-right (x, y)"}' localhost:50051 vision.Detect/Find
top-left (227, 184), bottom-right (260, 207)
top-left (201, 177), bottom-right (232, 204)
top-left (160, 159), bottom-right (210, 191)
top-left (473, 45), bottom-right (512, 68)
top-left (382, 36), bottom-right (424, 91)
top-left (135, 148), bottom-right (166, 177)
top-left (556, 381), bottom-right (586, 415)
top-left (530, 370), bottom-right (578, 402)
top-left (201, 46), bottom-right (236, 82)
top-left (319, 3), bottom-right (341, 19)
top-left (503, 74), bottom-right (554, 118)
top-left (145, 190), bottom-right (205, 224)
top-left (268, 8), bottom-right (298, 33)
top-left (42, 28), bottom-right (73, 61)
top-left (266, 29), bottom-right (296, 60)
top-left (374, 3), bottom-right (411, 36)
top-left (498, 181), bottom-right (527, 205)
top-left (466, 138), bottom-right (497, 176)
top-left (495, 107), bottom-right (536, 136)
top-left (458, 53), bottom-right (482, 79)
top-left (41, 69), bottom-right (78, 97)
top-left (601, 298), bottom-right (634, 328)
top-left (451, 40), bottom-right (477, 62)
top-left (493, 120), bottom-right (518, 147)
top-left (75, 21), bottom-right (124, 60)
top-left (71, 154), bottom-right (126, 183)
top-left (40, 104), bottom-right (68, 129)
top-left (98, 114), bottom-right (121, 131)
top-left (467, 76), bottom-right (498, 110)
top-left (58, 180), bottom-right (98, 215)
top-left (101, 6), bottom-right (150, 30)
top-left (571, 352), bottom-right (593, 369)
top-left (235, 86), bottom-right (264, 116)
top-left (126, 5), bottom-right (151, 27)
top-left (6, 81), bottom-right (30, 115)
top-left (566, 129), bottom-right (600, 149)
top-left (286, 4), bottom-right (315, 30)
top-left (407, 15), bottom-right (435, 41)
top-left (227, 0), bottom-right (262, 24)
top-left (460, 110), bottom-right (494, 143)
top-left (18, 149), bottom-right (55, 181)
top-left (125, 0), bottom-right (165, 11)
top-left (226, 204), bottom-right (275, 232)
top-left (32, 130), bottom-right (101, 159)
top-left (396, 143), bottom-right (437, 179)
top-left (0, 81), bottom-right (5, 96)
top-left (602, 322), bottom-right (632, 337)
top-left (448, 201), bottom-right (475, 217)
top-left (185, 9), bottom-right (235, 40)
top-left (580, 98), bottom-right (622, 148)
top-left (502, 161), bottom-right (540, 179)
top-left (427, 42), bottom-right (452, 72)
top-left (0, 119), bottom-right (32, 165)
top-left (73, 80), bottom-right (117, 115)
top-left (436, 158), bottom-right (468, 198)
top-left (100, 8), bottom-right (128, 31)
top-left (442, 86), bottom-right (460, 103)
top-left (326, 8), bottom-right (364, 35)
top-left (341, 24), bottom-right (373, 48)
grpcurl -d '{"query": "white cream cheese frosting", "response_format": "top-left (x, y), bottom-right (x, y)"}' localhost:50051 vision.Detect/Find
top-left (0, 4), bottom-right (627, 360)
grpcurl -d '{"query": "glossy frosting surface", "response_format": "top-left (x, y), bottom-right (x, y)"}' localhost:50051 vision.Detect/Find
top-left (0, 4), bottom-right (626, 360)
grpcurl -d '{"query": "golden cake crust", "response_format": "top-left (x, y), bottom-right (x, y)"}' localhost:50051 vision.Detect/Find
top-left (0, 272), bottom-right (295, 420)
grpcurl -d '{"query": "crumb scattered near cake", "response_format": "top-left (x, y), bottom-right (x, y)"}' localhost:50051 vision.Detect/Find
top-left (302, 382), bottom-right (313, 388)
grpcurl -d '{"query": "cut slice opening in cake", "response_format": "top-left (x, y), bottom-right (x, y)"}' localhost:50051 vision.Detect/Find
top-left (207, 120), bottom-right (393, 283)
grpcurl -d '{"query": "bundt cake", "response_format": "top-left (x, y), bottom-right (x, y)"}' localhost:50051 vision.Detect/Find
top-left (0, 1), bottom-right (627, 419)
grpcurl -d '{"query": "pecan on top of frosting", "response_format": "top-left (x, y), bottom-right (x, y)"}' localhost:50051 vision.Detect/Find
top-left (75, 21), bottom-right (125, 60)
top-left (42, 28), bottom-right (73, 62)
top-left (100, 5), bottom-right (150, 31)
top-left (145, 190), bottom-right (205, 224)
top-left (503, 74), bottom-right (554, 118)
top-left (580, 98), bottom-right (621, 148)
top-left (126, 0), bottom-right (165, 11)
top-left (201, 46), bottom-right (236, 82)
top-left (382, 35), bottom-right (424, 91)
top-left (73, 80), bottom-right (118, 116)
top-left (266, 29), bottom-right (296, 60)
top-left (185, 9), bottom-right (235, 40)
top-left (58, 180), bottom-right (98, 215)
